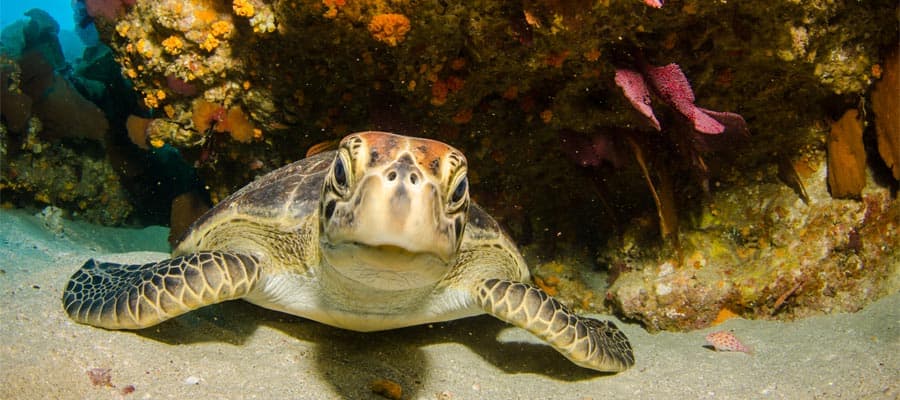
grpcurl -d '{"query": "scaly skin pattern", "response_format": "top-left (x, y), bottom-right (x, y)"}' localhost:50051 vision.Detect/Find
top-left (62, 252), bottom-right (260, 329)
top-left (476, 279), bottom-right (634, 372)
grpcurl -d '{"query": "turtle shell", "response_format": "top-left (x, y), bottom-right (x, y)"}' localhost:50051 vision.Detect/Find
top-left (172, 151), bottom-right (335, 252)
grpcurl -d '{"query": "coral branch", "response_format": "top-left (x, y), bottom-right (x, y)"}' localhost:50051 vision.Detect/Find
top-left (614, 69), bottom-right (660, 130)
top-left (645, 64), bottom-right (725, 134)
top-left (615, 63), bottom-right (749, 139)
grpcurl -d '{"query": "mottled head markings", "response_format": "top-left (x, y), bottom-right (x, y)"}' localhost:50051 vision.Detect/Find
top-left (321, 131), bottom-right (470, 272)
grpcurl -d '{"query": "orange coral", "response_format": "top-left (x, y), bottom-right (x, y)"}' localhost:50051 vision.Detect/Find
top-left (711, 307), bottom-right (739, 326)
top-left (368, 14), bottom-right (411, 47)
top-left (540, 109), bottom-right (553, 123)
top-left (211, 20), bottom-right (234, 37)
top-left (163, 104), bottom-right (176, 118)
top-left (430, 76), bottom-right (465, 106)
top-left (445, 76), bottom-right (464, 91)
top-left (322, 0), bottom-right (345, 18)
top-left (143, 91), bottom-right (160, 108)
top-left (200, 34), bottom-right (220, 51)
top-left (126, 115), bottom-right (152, 149)
top-left (430, 81), bottom-right (449, 106)
top-left (534, 275), bottom-right (559, 296)
top-left (232, 0), bottom-right (255, 17)
top-left (162, 36), bottom-right (184, 55)
top-left (115, 21), bottom-right (130, 37)
top-left (191, 99), bottom-right (257, 142)
top-left (193, 0), bottom-right (218, 24)
top-left (215, 106), bottom-right (256, 142)
top-left (192, 99), bottom-right (225, 133)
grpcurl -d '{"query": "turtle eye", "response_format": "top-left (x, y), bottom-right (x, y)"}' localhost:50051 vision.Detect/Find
top-left (333, 157), bottom-right (348, 188)
top-left (450, 176), bottom-right (468, 205)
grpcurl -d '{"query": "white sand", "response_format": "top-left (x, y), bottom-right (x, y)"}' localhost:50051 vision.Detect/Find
top-left (1, 208), bottom-right (897, 399)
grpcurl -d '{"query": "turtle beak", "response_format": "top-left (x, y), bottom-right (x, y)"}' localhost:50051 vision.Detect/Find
top-left (334, 153), bottom-right (456, 263)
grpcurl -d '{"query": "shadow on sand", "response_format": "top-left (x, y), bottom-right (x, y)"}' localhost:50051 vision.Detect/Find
top-left (134, 299), bottom-right (613, 398)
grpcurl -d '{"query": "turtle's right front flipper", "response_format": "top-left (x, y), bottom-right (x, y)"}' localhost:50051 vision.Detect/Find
top-left (62, 251), bottom-right (260, 329)
top-left (475, 278), bottom-right (635, 372)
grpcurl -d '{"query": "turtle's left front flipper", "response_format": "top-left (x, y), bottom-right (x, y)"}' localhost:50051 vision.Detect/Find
top-left (475, 278), bottom-right (634, 372)
top-left (62, 251), bottom-right (260, 330)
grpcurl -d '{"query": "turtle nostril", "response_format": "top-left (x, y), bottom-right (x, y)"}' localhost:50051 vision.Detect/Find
top-left (409, 173), bottom-right (418, 185)
top-left (387, 171), bottom-right (397, 181)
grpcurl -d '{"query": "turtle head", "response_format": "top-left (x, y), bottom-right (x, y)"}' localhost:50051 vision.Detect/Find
top-left (319, 131), bottom-right (469, 289)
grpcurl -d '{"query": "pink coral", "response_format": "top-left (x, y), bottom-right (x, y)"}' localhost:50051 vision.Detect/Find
top-left (615, 69), bottom-right (660, 130)
top-left (643, 0), bottom-right (664, 8)
top-left (85, 0), bottom-right (127, 20)
top-left (645, 64), bottom-right (725, 134)
top-left (614, 63), bottom-right (748, 138)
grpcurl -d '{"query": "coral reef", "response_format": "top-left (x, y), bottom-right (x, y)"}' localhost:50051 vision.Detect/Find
top-left (85, 1), bottom-right (896, 241)
top-left (1, 15), bottom-right (109, 142)
top-left (605, 150), bottom-right (899, 331)
top-left (1, 9), bottom-right (207, 229)
top-left (1, 136), bottom-right (134, 225)
top-left (3, 1), bottom-right (897, 330)
top-left (0, 10), bottom-right (129, 225)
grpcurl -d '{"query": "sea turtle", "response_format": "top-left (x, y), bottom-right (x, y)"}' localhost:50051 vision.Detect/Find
top-left (62, 131), bottom-right (634, 372)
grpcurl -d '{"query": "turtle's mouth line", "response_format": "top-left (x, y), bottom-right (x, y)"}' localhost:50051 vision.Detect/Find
top-left (351, 242), bottom-right (431, 257)
top-left (327, 241), bottom-right (450, 264)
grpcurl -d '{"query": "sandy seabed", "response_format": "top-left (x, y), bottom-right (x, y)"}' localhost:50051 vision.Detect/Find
top-left (0, 208), bottom-right (897, 399)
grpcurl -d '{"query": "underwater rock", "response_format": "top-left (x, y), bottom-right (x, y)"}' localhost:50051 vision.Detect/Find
top-left (3, 49), bottom-right (109, 142)
top-left (606, 153), bottom-right (899, 332)
top-left (31, 74), bottom-right (109, 142)
top-left (0, 66), bottom-right (32, 133)
top-left (37, 205), bottom-right (66, 235)
top-left (2, 141), bottom-right (134, 225)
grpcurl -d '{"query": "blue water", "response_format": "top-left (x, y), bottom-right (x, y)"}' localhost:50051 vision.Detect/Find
top-left (1, 0), bottom-right (91, 62)
top-left (1, 0), bottom-right (74, 31)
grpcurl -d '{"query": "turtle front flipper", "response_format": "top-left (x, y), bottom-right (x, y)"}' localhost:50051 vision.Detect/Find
top-left (475, 278), bottom-right (634, 372)
top-left (62, 251), bottom-right (260, 330)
